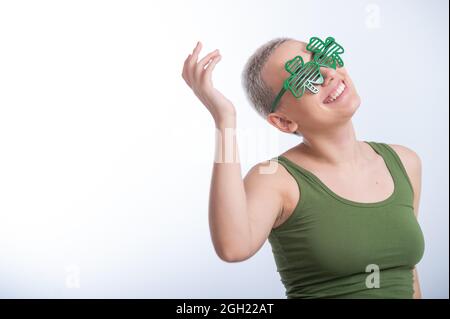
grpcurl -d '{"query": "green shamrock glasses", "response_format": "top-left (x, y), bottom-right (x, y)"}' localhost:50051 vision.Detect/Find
top-left (270, 37), bottom-right (345, 113)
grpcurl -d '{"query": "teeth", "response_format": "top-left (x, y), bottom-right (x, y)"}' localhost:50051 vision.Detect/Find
top-left (325, 82), bottom-right (346, 103)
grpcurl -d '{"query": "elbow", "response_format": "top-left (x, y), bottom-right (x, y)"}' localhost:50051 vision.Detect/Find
top-left (216, 247), bottom-right (251, 263)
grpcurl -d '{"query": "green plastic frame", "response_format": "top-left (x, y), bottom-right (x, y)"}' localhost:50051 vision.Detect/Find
top-left (270, 36), bottom-right (345, 113)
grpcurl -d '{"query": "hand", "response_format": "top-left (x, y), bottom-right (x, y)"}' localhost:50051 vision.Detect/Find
top-left (182, 42), bottom-right (236, 126)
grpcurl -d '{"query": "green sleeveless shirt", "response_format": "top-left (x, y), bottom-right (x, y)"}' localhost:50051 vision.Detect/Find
top-left (267, 141), bottom-right (425, 299)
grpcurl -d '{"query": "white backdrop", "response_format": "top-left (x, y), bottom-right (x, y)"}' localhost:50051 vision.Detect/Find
top-left (0, 0), bottom-right (448, 298)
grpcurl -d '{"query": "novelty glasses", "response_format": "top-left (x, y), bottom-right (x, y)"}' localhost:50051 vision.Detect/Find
top-left (270, 37), bottom-right (345, 113)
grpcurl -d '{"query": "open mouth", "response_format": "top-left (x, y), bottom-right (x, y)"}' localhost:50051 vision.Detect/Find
top-left (323, 80), bottom-right (347, 104)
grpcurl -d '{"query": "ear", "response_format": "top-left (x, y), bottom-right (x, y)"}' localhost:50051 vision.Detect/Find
top-left (267, 113), bottom-right (299, 134)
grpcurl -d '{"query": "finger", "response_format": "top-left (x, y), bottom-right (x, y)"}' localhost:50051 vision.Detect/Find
top-left (183, 53), bottom-right (192, 69)
top-left (203, 55), bottom-right (222, 84)
top-left (198, 49), bottom-right (220, 69)
top-left (182, 53), bottom-right (192, 83)
top-left (189, 41), bottom-right (202, 66)
top-left (185, 42), bottom-right (202, 83)
top-left (195, 50), bottom-right (220, 80)
top-left (183, 50), bottom-right (198, 83)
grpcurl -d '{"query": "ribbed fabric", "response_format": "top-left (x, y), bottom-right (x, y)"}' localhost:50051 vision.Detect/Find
top-left (268, 141), bottom-right (425, 299)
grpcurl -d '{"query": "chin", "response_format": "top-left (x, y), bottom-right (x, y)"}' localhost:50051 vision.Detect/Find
top-left (347, 94), bottom-right (361, 115)
top-left (340, 95), bottom-right (360, 121)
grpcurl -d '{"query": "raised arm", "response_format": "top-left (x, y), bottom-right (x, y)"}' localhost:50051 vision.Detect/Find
top-left (182, 42), bottom-right (283, 262)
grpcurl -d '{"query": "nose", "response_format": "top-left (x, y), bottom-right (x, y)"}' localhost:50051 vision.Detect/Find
top-left (320, 67), bottom-right (337, 87)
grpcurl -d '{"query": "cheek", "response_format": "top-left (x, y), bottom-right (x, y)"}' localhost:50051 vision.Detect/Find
top-left (291, 95), bottom-right (322, 119)
top-left (348, 79), bottom-right (360, 102)
top-left (340, 69), bottom-right (357, 90)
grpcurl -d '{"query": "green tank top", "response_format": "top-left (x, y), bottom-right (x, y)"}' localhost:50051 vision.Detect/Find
top-left (268, 141), bottom-right (425, 299)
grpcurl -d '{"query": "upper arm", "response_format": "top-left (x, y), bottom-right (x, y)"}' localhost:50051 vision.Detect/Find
top-left (243, 160), bottom-right (285, 259)
top-left (389, 144), bottom-right (422, 217)
top-left (389, 144), bottom-right (423, 298)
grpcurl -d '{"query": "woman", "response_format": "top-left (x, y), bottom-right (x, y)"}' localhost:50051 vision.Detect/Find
top-left (181, 38), bottom-right (425, 299)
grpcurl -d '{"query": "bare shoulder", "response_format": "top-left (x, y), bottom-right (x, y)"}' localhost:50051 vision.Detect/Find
top-left (244, 159), bottom-right (292, 194)
top-left (388, 144), bottom-right (423, 216)
top-left (388, 144), bottom-right (422, 175)
top-left (245, 159), bottom-right (284, 181)
top-left (244, 158), bottom-right (300, 226)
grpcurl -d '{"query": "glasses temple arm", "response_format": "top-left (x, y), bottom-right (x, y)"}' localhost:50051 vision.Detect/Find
top-left (270, 87), bottom-right (286, 113)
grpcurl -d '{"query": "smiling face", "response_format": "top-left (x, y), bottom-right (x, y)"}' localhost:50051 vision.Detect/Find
top-left (261, 40), bottom-right (361, 135)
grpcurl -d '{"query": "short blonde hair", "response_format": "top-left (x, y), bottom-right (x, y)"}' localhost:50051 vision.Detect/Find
top-left (242, 37), bottom-right (301, 136)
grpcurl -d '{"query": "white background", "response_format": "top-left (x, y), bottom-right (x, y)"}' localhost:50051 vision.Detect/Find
top-left (0, 0), bottom-right (448, 298)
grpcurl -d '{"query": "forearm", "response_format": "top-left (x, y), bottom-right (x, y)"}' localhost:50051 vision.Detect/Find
top-left (413, 268), bottom-right (422, 299)
top-left (208, 117), bottom-right (251, 261)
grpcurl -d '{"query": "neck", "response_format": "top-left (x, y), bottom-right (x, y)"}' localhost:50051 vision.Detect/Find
top-left (300, 121), bottom-right (365, 166)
